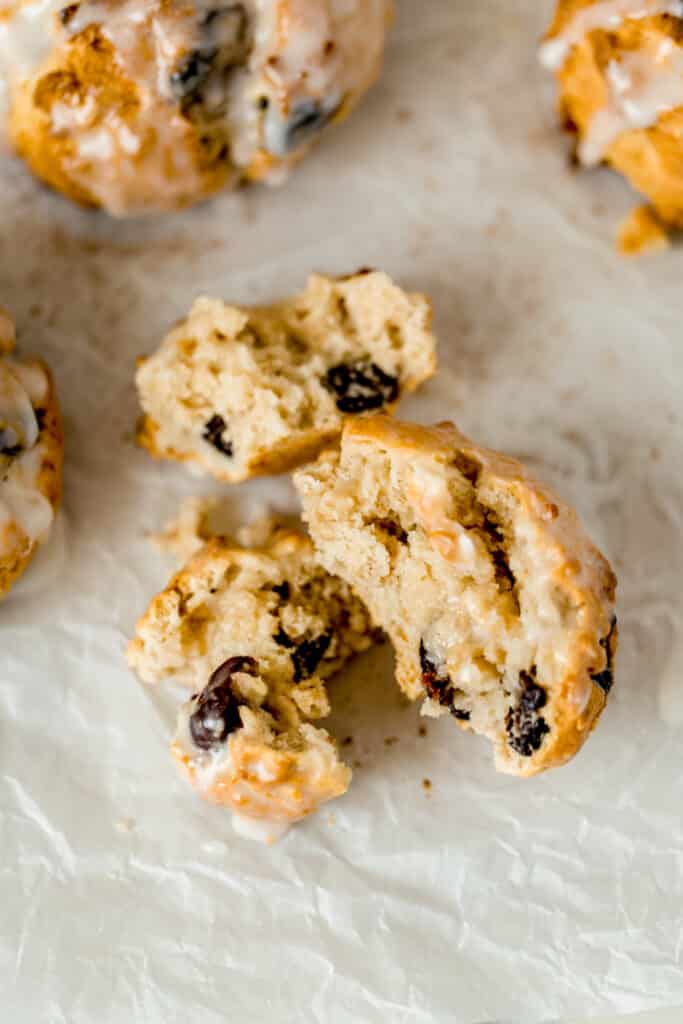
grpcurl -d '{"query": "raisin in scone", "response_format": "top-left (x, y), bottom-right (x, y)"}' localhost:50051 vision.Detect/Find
top-left (136, 271), bottom-right (436, 482)
top-left (294, 417), bottom-right (618, 778)
top-left (128, 522), bottom-right (377, 834)
top-left (541, 1), bottom-right (683, 229)
top-left (0, 0), bottom-right (392, 216)
top-left (0, 334), bottom-right (63, 599)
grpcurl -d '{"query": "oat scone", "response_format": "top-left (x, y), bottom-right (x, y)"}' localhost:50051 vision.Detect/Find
top-left (136, 271), bottom-right (437, 482)
top-left (0, 313), bottom-right (63, 598)
top-left (295, 417), bottom-right (618, 778)
top-left (541, 1), bottom-right (683, 229)
top-left (128, 522), bottom-right (378, 834)
top-left (0, 0), bottom-right (392, 216)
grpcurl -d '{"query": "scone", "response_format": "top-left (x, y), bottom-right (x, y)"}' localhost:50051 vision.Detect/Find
top-left (1, 0), bottom-right (392, 216)
top-left (541, 1), bottom-right (683, 228)
top-left (294, 417), bottom-right (618, 778)
top-left (0, 312), bottom-right (63, 598)
top-left (128, 521), bottom-right (378, 835)
top-left (136, 271), bottom-right (437, 482)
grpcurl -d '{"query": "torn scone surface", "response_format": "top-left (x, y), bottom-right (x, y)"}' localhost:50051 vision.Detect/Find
top-left (0, 321), bottom-right (63, 599)
top-left (294, 416), bottom-right (618, 778)
top-left (128, 523), bottom-right (378, 836)
top-left (541, 0), bottom-right (683, 229)
top-left (136, 271), bottom-right (437, 483)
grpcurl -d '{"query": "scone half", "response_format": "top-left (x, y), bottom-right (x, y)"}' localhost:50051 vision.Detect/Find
top-left (295, 416), bottom-right (618, 777)
top-left (128, 523), bottom-right (378, 832)
top-left (136, 271), bottom-right (437, 482)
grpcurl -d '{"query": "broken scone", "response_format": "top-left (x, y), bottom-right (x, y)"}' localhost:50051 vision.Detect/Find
top-left (295, 416), bottom-right (618, 777)
top-left (136, 271), bottom-right (436, 482)
top-left (128, 522), bottom-right (378, 837)
top-left (541, 1), bottom-right (683, 230)
top-left (0, 310), bottom-right (63, 598)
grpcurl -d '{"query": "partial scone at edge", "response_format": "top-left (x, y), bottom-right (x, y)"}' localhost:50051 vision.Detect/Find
top-left (542, 2), bottom-right (683, 229)
top-left (295, 416), bottom-right (618, 778)
top-left (136, 271), bottom-right (437, 483)
top-left (128, 524), bottom-right (378, 829)
top-left (0, 356), bottom-right (63, 598)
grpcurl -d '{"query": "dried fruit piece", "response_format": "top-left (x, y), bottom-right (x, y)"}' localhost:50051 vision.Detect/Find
top-left (419, 641), bottom-right (471, 721)
top-left (505, 672), bottom-right (549, 757)
top-left (324, 361), bottom-right (399, 414)
top-left (202, 414), bottom-right (233, 457)
top-left (591, 616), bottom-right (617, 694)
top-left (189, 655), bottom-right (257, 750)
top-left (292, 633), bottom-right (333, 682)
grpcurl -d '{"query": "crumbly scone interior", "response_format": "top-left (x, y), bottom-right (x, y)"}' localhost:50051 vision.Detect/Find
top-left (128, 526), bottom-right (377, 822)
top-left (296, 431), bottom-right (615, 774)
top-left (136, 271), bottom-right (436, 480)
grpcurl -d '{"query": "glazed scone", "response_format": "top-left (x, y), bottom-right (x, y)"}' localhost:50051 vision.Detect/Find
top-left (0, 0), bottom-right (392, 216)
top-left (128, 522), bottom-right (378, 836)
top-left (0, 322), bottom-right (63, 598)
top-left (541, 1), bottom-right (683, 228)
top-left (295, 417), bottom-right (618, 778)
top-left (136, 271), bottom-right (437, 482)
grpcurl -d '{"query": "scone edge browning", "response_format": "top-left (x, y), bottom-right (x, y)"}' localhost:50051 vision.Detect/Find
top-left (295, 416), bottom-right (618, 778)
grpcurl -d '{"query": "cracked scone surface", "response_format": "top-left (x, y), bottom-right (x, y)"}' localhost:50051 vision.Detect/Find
top-left (541, 1), bottom-right (683, 227)
top-left (295, 416), bottom-right (618, 777)
top-left (0, 319), bottom-right (63, 598)
top-left (1, 0), bottom-right (391, 216)
top-left (128, 522), bottom-right (377, 827)
top-left (136, 271), bottom-right (436, 482)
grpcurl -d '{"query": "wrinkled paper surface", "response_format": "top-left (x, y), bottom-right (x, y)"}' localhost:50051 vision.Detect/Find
top-left (2, 2), bottom-right (683, 1020)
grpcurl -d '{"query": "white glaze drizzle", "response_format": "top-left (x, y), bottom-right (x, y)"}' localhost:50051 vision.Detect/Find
top-left (580, 39), bottom-right (683, 164)
top-left (0, 0), bottom-right (63, 117)
top-left (0, 0), bottom-right (388, 212)
top-left (539, 0), bottom-right (683, 71)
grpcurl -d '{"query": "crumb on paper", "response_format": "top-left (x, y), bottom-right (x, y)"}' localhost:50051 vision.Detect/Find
top-left (617, 205), bottom-right (670, 257)
top-left (149, 496), bottom-right (219, 562)
top-left (422, 778), bottom-right (432, 792)
top-left (418, 725), bottom-right (427, 738)
top-left (384, 736), bottom-right (399, 747)
top-left (114, 817), bottom-right (136, 833)
top-left (342, 735), bottom-right (353, 746)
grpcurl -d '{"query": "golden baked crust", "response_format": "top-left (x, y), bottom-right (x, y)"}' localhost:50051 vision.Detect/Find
top-left (0, 358), bottom-right (64, 598)
top-left (295, 416), bottom-right (618, 777)
top-left (543, 2), bottom-right (683, 227)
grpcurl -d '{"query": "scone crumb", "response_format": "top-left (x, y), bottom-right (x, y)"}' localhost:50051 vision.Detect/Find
top-left (384, 736), bottom-right (399, 746)
top-left (418, 725), bottom-right (428, 738)
top-left (342, 736), bottom-right (354, 746)
top-left (616, 205), bottom-right (671, 257)
top-left (150, 496), bottom-right (219, 562)
top-left (114, 817), bottom-right (136, 833)
top-left (422, 778), bottom-right (432, 792)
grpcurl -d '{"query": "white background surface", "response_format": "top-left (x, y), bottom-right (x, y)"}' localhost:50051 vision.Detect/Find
top-left (1, 2), bottom-right (683, 1021)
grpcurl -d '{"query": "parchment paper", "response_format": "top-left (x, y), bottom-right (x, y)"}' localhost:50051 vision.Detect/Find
top-left (2, 2), bottom-right (683, 1021)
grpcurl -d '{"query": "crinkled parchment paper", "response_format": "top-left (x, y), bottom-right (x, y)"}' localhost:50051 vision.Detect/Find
top-left (2, 2), bottom-right (683, 1021)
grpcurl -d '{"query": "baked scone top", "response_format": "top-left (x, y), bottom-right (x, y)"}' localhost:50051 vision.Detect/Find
top-left (295, 416), bottom-right (617, 777)
top-left (1, 0), bottom-right (392, 214)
